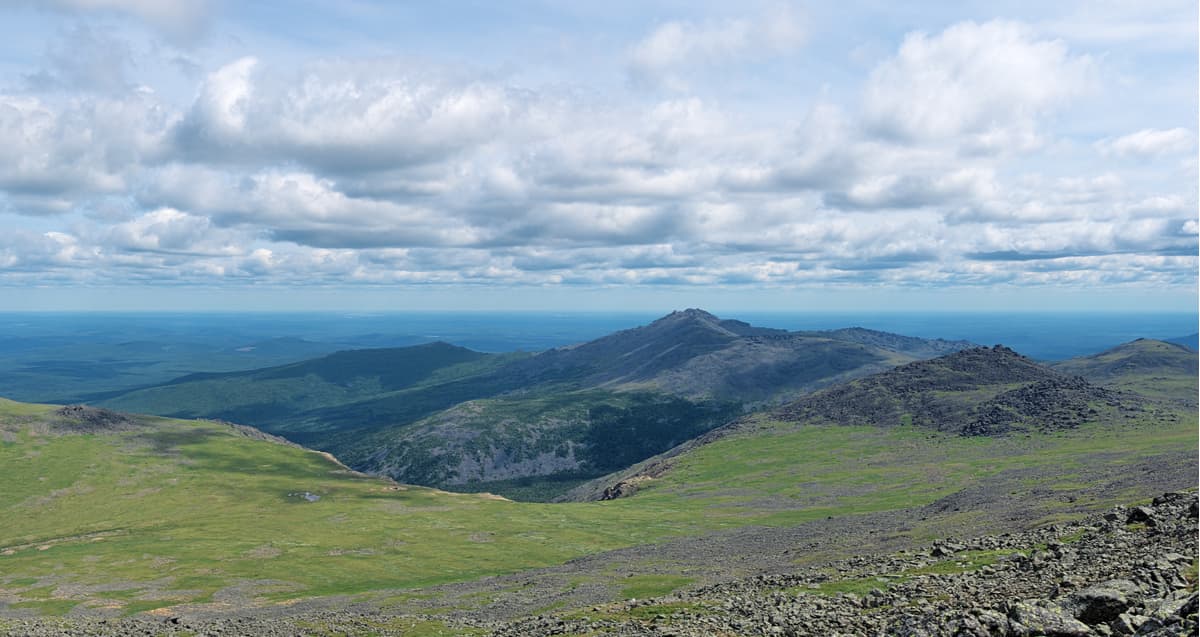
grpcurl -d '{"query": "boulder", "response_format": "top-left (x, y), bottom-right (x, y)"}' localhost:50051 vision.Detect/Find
top-left (1008, 601), bottom-right (1093, 637)
top-left (1062, 580), bottom-right (1140, 624)
top-left (1125, 507), bottom-right (1157, 526)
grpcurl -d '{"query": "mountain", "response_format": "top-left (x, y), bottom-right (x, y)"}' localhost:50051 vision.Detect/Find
top-left (98, 310), bottom-right (974, 497)
top-left (3, 329), bottom-right (1197, 631)
top-left (1165, 332), bottom-right (1199, 351)
top-left (1051, 338), bottom-right (1198, 404)
top-left (780, 345), bottom-right (1125, 436)
top-left (566, 343), bottom-right (1191, 503)
top-left (100, 341), bottom-right (523, 439)
top-left (500, 309), bottom-right (972, 401)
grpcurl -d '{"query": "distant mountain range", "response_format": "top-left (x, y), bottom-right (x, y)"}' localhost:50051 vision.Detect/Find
top-left (1165, 333), bottom-right (1198, 351)
top-left (98, 309), bottom-right (974, 497)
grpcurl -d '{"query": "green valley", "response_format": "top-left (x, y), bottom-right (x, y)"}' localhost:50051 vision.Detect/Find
top-left (1, 333), bottom-right (1195, 625)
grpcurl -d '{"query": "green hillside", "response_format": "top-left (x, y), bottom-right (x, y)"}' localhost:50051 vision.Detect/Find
top-left (0, 399), bottom-right (704, 617)
top-left (1051, 338), bottom-right (1198, 403)
top-left (97, 311), bottom-right (974, 496)
top-left (99, 342), bottom-right (517, 436)
top-left (567, 344), bottom-right (1196, 503)
top-left (2, 391), bottom-right (1194, 622)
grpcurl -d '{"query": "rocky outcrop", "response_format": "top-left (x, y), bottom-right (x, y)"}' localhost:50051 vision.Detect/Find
top-left (490, 491), bottom-right (1199, 636)
top-left (52, 405), bottom-right (138, 433)
top-left (779, 346), bottom-right (1134, 436)
top-left (961, 376), bottom-right (1120, 435)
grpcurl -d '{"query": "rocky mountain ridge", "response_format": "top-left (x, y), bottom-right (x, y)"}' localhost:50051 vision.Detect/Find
top-left (98, 310), bottom-right (976, 497)
top-left (779, 345), bottom-right (1128, 435)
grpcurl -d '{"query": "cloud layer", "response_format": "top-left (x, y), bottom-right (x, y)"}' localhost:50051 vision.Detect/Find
top-left (0, 3), bottom-right (1195, 303)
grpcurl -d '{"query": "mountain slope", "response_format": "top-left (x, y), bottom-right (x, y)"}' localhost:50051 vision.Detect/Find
top-left (780, 345), bottom-right (1125, 436)
top-left (1051, 338), bottom-right (1198, 403)
top-left (100, 342), bottom-right (523, 439)
top-left (325, 312), bottom-right (975, 493)
top-left (98, 310), bottom-right (975, 497)
top-left (0, 398), bottom-right (743, 618)
top-left (499, 309), bottom-right (972, 401)
top-left (566, 343), bottom-right (1191, 503)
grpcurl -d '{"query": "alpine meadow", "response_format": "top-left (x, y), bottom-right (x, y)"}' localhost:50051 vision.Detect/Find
top-left (0, 2), bottom-right (1196, 636)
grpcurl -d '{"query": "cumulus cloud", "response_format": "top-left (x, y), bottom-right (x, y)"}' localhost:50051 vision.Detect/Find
top-left (627, 6), bottom-right (805, 90)
top-left (1096, 128), bottom-right (1195, 156)
top-left (0, 12), bottom-right (1193, 297)
top-left (171, 57), bottom-right (532, 174)
top-left (825, 168), bottom-right (999, 211)
top-left (863, 20), bottom-right (1094, 153)
top-left (141, 165), bottom-right (486, 249)
top-left (103, 208), bottom-right (245, 256)
top-left (0, 91), bottom-right (170, 213)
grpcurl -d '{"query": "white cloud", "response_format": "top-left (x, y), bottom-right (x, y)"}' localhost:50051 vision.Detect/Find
top-left (0, 10), bottom-right (1193, 297)
top-left (141, 165), bottom-right (485, 249)
top-left (827, 167), bottom-right (999, 211)
top-left (1096, 128), bottom-right (1195, 156)
top-left (0, 92), bottom-right (169, 213)
top-left (627, 6), bottom-right (805, 90)
top-left (863, 20), bottom-right (1094, 153)
top-left (172, 57), bottom-right (529, 173)
top-left (104, 208), bottom-right (244, 256)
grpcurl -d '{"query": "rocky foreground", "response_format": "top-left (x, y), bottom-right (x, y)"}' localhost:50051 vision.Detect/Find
top-left (3, 492), bottom-right (1196, 637)
top-left (493, 492), bottom-right (1198, 637)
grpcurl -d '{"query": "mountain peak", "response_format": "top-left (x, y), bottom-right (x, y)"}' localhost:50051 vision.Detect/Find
top-left (661, 308), bottom-right (721, 322)
top-left (1051, 338), bottom-right (1198, 393)
top-left (643, 309), bottom-right (738, 336)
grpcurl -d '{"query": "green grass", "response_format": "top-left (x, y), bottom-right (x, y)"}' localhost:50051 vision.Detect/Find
top-left (1, 399), bottom-right (1194, 617)
top-left (1051, 339), bottom-right (1198, 402)
top-left (618, 575), bottom-right (694, 600)
top-left (621, 410), bottom-right (1196, 522)
top-left (0, 397), bottom-right (57, 417)
top-left (905, 549), bottom-right (1017, 575)
top-left (7, 599), bottom-right (80, 615)
top-left (790, 577), bottom-right (889, 596)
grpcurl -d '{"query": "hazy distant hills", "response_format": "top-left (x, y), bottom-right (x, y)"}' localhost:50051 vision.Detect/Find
top-left (98, 309), bottom-right (974, 497)
top-left (1165, 333), bottom-right (1198, 350)
top-left (101, 342), bottom-right (523, 436)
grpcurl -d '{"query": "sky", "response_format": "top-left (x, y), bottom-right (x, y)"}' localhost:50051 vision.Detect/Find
top-left (0, 0), bottom-right (1196, 312)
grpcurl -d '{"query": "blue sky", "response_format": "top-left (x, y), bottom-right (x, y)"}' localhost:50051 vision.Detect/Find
top-left (0, 0), bottom-right (1195, 311)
